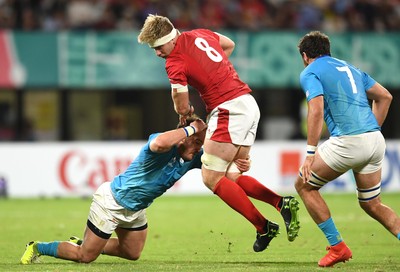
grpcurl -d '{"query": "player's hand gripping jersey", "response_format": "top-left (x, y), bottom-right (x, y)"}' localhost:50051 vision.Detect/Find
top-left (166, 29), bottom-right (251, 113)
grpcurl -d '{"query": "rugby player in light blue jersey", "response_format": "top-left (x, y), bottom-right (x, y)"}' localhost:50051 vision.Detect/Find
top-left (20, 116), bottom-right (249, 264)
top-left (295, 31), bottom-right (399, 267)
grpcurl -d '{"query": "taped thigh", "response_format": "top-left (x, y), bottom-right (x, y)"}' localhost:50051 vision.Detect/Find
top-left (299, 169), bottom-right (330, 188)
top-left (201, 152), bottom-right (230, 172)
top-left (357, 182), bottom-right (381, 202)
top-left (226, 161), bottom-right (240, 173)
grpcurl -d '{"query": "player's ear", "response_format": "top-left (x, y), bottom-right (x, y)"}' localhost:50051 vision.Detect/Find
top-left (302, 52), bottom-right (310, 65)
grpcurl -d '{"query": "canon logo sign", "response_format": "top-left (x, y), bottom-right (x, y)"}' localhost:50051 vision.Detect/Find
top-left (58, 150), bottom-right (132, 192)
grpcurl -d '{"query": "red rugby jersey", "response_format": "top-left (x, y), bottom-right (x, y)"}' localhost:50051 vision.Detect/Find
top-left (165, 29), bottom-right (251, 113)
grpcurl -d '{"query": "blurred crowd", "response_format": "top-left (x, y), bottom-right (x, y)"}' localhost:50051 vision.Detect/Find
top-left (0, 0), bottom-right (399, 32)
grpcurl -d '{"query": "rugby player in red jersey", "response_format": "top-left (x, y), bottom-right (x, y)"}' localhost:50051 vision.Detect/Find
top-left (138, 14), bottom-right (300, 252)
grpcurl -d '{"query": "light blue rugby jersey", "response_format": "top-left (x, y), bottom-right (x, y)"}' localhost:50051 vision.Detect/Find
top-left (300, 55), bottom-right (380, 136)
top-left (110, 133), bottom-right (203, 211)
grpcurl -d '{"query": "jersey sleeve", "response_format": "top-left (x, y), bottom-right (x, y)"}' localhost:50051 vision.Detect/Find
top-left (300, 70), bottom-right (324, 101)
top-left (141, 133), bottom-right (159, 158)
top-left (166, 54), bottom-right (187, 86)
top-left (362, 71), bottom-right (377, 91)
top-left (203, 29), bottom-right (220, 40)
top-left (142, 132), bottom-right (178, 165)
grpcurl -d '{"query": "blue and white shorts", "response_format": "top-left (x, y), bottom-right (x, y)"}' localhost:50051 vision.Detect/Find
top-left (87, 182), bottom-right (147, 237)
top-left (318, 131), bottom-right (385, 174)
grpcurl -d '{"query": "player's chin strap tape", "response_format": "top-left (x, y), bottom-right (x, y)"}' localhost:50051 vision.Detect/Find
top-left (201, 152), bottom-right (230, 172)
top-left (357, 182), bottom-right (381, 202)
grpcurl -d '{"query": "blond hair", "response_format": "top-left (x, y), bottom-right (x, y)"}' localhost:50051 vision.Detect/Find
top-left (137, 14), bottom-right (174, 45)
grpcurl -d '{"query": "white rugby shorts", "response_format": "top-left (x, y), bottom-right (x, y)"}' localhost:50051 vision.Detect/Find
top-left (318, 131), bottom-right (385, 174)
top-left (206, 94), bottom-right (260, 146)
top-left (87, 182), bottom-right (147, 235)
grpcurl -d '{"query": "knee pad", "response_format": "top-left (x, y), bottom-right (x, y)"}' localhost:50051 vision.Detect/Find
top-left (357, 182), bottom-right (381, 202)
top-left (201, 152), bottom-right (230, 172)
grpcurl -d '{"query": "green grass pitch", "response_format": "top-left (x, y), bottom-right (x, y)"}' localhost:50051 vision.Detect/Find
top-left (0, 193), bottom-right (399, 272)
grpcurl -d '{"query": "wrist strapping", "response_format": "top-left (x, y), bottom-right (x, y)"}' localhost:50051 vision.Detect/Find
top-left (306, 145), bottom-right (317, 156)
top-left (183, 126), bottom-right (196, 137)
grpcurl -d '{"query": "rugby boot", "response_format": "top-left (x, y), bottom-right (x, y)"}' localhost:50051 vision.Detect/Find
top-left (253, 220), bottom-right (280, 252)
top-left (20, 241), bottom-right (41, 264)
top-left (280, 196), bottom-right (300, 242)
top-left (318, 241), bottom-right (352, 267)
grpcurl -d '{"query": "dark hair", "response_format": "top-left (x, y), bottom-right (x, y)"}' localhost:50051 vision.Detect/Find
top-left (177, 114), bottom-right (201, 128)
top-left (298, 31), bottom-right (331, 58)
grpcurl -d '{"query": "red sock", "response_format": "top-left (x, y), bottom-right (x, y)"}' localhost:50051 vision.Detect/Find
top-left (213, 176), bottom-right (266, 233)
top-left (236, 175), bottom-right (282, 211)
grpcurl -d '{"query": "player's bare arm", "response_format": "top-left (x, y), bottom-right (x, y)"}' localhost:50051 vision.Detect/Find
top-left (149, 119), bottom-right (206, 153)
top-left (171, 88), bottom-right (194, 125)
top-left (366, 83), bottom-right (392, 126)
top-left (306, 96), bottom-right (324, 146)
top-left (215, 32), bottom-right (235, 57)
top-left (302, 95), bottom-right (324, 182)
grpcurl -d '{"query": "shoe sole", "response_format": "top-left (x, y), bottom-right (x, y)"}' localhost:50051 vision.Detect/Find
top-left (286, 198), bottom-right (300, 242)
top-left (318, 255), bottom-right (352, 267)
top-left (69, 236), bottom-right (83, 245)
